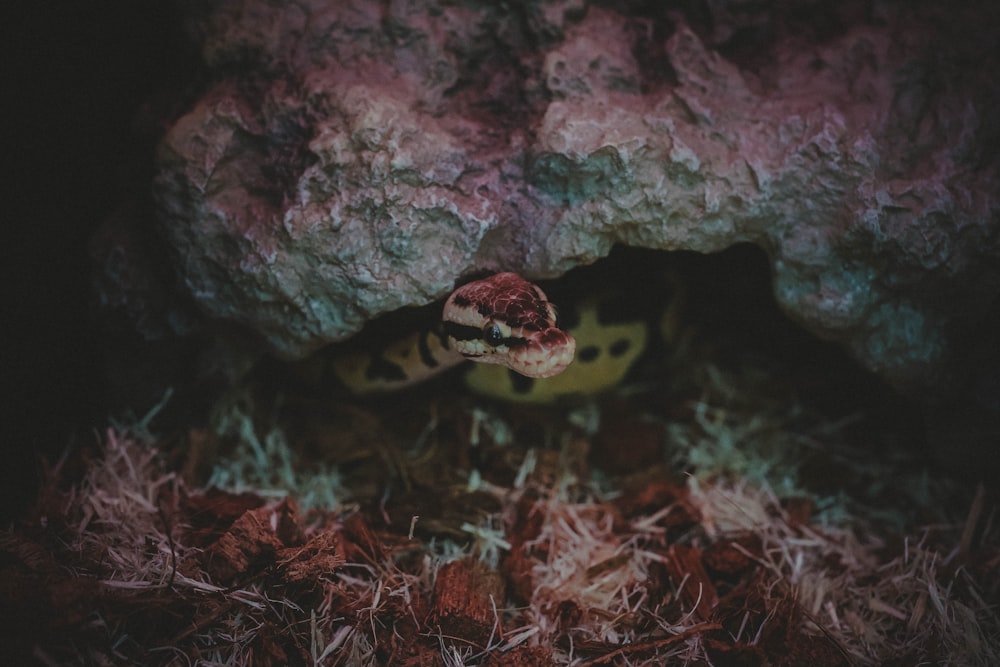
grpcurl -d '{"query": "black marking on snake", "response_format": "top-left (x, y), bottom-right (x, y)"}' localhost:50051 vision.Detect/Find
top-left (610, 339), bottom-right (631, 357)
top-left (509, 369), bottom-right (535, 394)
top-left (578, 345), bottom-right (600, 362)
top-left (554, 303), bottom-right (579, 330)
top-left (433, 328), bottom-right (452, 351)
top-left (418, 330), bottom-right (439, 368)
top-left (450, 294), bottom-right (473, 308)
top-left (446, 322), bottom-right (528, 350)
top-left (444, 322), bottom-right (482, 342)
top-left (365, 355), bottom-right (407, 382)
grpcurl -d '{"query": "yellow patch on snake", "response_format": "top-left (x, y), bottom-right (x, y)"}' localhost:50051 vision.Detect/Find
top-left (463, 299), bottom-right (649, 403)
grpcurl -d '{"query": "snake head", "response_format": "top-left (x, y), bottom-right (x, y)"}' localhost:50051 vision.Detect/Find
top-left (443, 273), bottom-right (576, 378)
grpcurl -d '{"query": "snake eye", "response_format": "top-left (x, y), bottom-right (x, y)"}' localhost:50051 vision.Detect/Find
top-left (483, 323), bottom-right (504, 347)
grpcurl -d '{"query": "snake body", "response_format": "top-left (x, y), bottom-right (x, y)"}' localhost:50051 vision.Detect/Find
top-left (317, 273), bottom-right (575, 395)
top-left (300, 256), bottom-right (681, 402)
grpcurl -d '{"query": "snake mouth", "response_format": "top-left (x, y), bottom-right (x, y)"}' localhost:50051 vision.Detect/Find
top-left (454, 327), bottom-right (576, 378)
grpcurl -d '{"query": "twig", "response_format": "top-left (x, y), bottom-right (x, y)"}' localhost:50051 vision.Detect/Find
top-left (575, 622), bottom-right (722, 667)
top-left (157, 504), bottom-right (177, 590)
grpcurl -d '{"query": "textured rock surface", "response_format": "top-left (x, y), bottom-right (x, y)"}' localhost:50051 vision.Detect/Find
top-left (99, 0), bottom-right (1000, 403)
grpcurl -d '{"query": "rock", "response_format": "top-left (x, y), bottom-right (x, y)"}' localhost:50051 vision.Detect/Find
top-left (96, 0), bottom-right (1000, 410)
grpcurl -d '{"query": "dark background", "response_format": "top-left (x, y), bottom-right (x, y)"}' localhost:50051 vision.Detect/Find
top-left (4, 2), bottom-right (188, 520)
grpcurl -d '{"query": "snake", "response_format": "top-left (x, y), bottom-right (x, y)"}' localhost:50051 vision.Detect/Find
top-left (441, 272), bottom-right (576, 378)
top-left (294, 256), bottom-right (682, 403)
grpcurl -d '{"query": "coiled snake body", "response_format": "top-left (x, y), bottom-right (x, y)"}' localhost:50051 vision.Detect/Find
top-left (303, 260), bottom-right (681, 403)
